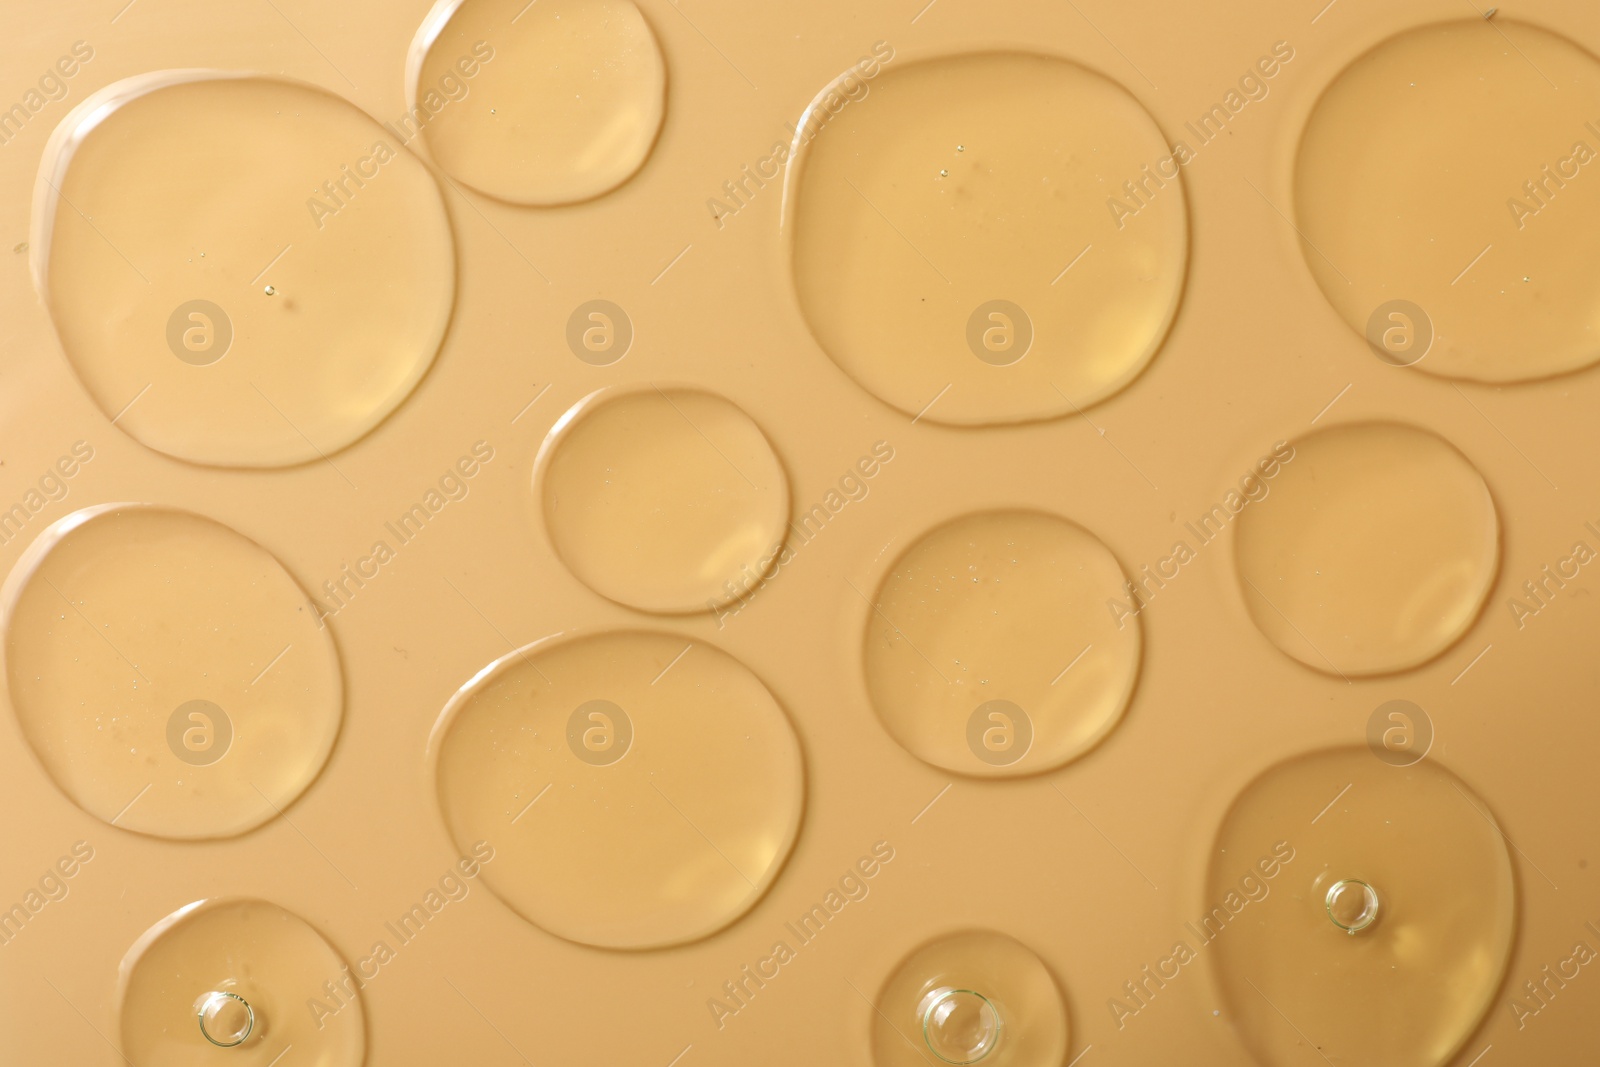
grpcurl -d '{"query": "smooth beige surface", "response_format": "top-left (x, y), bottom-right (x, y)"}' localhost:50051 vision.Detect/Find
top-left (2, 1), bottom-right (1599, 1065)
top-left (32, 74), bottom-right (455, 468)
top-left (4, 504), bottom-right (342, 839)
top-left (411, 0), bottom-right (666, 204)
top-left (1207, 747), bottom-right (1515, 1067)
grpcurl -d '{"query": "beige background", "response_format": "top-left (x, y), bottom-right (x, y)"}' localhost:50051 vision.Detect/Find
top-left (1, 0), bottom-right (1598, 1063)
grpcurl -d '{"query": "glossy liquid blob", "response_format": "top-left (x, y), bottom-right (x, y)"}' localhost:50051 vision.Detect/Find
top-left (863, 510), bottom-right (1140, 777)
top-left (1325, 878), bottom-right (1380, 934)
top-left (1295, 19), bottom-right (1600, 382)
top-left (119, 898), bottom-right (364, 1067)
top-left (1233, 422), bottom-right (1498, 676)
top-left (923, 989), bottom-right (1002, 1064)
top-left (31, 72), bottom-right (454, 467)
top-left (197, 991), bottom-right (253, 1047)
top-left (538, 387), bottom-right (791, 614)
top-left (430, 630), bottom-right (803, 949)
top-left (786, 52), bottom-right (1186, 426)
top-left (1207, 747), bottom-right (1514, 1067)
top-left (874, 930), bottom-right (1066, 1067)
top-left (3, 505), bottom-right (342, 839)
top-left (409, 0), bottom-right (665, 204)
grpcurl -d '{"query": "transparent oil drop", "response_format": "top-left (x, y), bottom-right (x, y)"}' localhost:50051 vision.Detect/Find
top-left (874, 930), bottom-right (1065, 1067)
top-left (1232, 421), bottom-right (1498, 676)
top-left (31, 72), bottom-right (454, 467)
top-left (1208, 747), bottom-right (1515, 1067)
top-left (3, 504), bottom-right (342, 839)
top-left (863, 510), bottom-right (1140, 777)
top-left (431, 631), bottom-right (803, 948)
top-left (409, 0), bottom-right (665, 204)
top-left (787, 52), bottom-right (1186, 425)
top-left (922, 988), bottom-right (1002, 1064)
top-left (196, 990), bottom-right (253, 1047)
top-left (1324, 878), bottom-right (1380, 934)
top-left (538, 387), bottom-right (790, 614)
top-left (121, 899), bottom-right (363, 1065)
top-left (1295, 19), bottom-right (1600, 382)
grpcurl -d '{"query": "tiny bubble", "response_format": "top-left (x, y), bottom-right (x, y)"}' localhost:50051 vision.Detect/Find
top-left (264, 285), bottom-right (277, 296)
top-left (956, 144), bottom-right (964, 151)
top-left (939, 169), bottom-right (949, 177)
